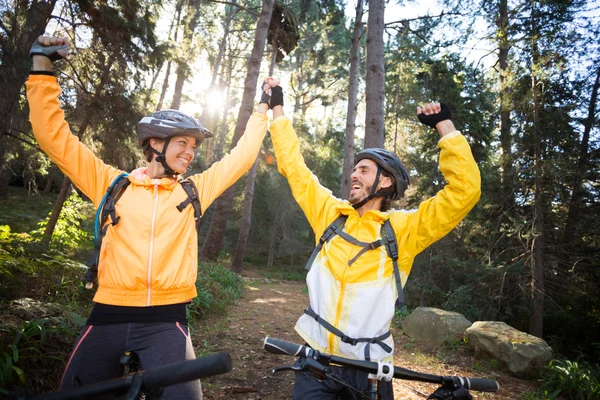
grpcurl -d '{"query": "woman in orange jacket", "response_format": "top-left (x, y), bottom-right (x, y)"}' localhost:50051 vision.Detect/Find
top-left (27, 36), bottom-right (269, 399)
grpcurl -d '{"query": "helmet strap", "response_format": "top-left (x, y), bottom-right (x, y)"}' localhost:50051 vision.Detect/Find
top-left (352, 167), bottom-right (388, 210)
top-left (149, 138), bottom-right (178, 177)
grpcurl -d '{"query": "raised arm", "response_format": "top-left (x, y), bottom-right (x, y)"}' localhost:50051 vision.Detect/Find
top-left (27, 36), bottom-right (122, 206)
top-left (391, 102), bottom-right (481, 256)
top-left (190, 93), bottom-right (269, 213)
top-left (267, 81), bottom-right (341, 237)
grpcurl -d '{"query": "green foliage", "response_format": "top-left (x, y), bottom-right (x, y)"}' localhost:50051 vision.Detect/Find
top-left (0, 187), bottom-right (57, 233)
top-left (538, 359), bottom-right (600, 400)
top-left (0, 227), bottom-right (94, 312)
top-left (187, 262), bottom-right (245, 324)
top-left (441, 285), bottom-right (479, 322)
top-left (0, 318), bottom-right (64, 393)
top-left (32, 191), bottom-right (94, 257)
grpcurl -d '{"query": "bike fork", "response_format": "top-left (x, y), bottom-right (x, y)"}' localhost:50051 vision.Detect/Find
top-left (366, 374), bottom-right (382, 400)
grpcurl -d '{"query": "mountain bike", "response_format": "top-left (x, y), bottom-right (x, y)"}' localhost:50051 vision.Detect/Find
top-left (263, 337), bottom-right (499, 400)
top-left (11, 351), bottom-right (232, 400)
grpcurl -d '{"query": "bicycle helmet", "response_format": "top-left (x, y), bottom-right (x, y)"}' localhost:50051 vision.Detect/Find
top-left (352, 148), bottom-right (410, 208)
top-left (137, 110), bottom-right (213, 176)
top-left (137, 109), bottom-right (212, 146)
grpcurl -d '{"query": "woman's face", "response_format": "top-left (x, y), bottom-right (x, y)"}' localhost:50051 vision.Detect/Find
top-left (151, 135), bottom-right (198, 174)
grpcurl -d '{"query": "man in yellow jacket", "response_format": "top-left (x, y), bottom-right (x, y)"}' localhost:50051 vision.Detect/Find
top-left (261, 79), bottom-right (481, 399)
top-left (27, 36), bottom-right (269, 399)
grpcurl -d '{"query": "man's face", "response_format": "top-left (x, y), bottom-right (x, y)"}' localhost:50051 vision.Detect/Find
top-left (349, 159), bottom-right (379, 204)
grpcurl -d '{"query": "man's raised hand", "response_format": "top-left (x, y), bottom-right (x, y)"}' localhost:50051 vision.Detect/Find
top-left (417, 102), bottom-right (452, 128)
top-left (259, 76), bottom-right (283, 109)
top-left (30, 36), bottom-right (71, 62)
top-left (417, 102), bottom-right (455, 137)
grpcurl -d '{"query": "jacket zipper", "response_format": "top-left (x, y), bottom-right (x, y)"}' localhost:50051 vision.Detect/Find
top-left (147, 183), bottom-right (159, 306)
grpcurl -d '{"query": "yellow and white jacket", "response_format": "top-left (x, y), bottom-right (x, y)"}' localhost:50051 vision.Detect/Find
top-left (26, 74), bottom-right (268, 307)
top-left (269, 116), bottom-right (481, 361)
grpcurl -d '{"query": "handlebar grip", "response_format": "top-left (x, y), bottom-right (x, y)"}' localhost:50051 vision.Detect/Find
top-left (264, 337), bottom-right (311, 357)
top-left (458, 376), bottom-right (500, 392)
top-left (143, 352), bottom-right (232, 389)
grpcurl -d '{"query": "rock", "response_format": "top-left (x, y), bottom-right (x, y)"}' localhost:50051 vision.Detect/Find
top-left (10, 297), bottom-right (64, 320)
top-left (401, 307), bottom-right (472, 346)
top-left (465, 321), bottom-right (553, 379)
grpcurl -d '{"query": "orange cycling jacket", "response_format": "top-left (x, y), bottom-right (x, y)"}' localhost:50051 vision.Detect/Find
top-left (26, 74), bottom-right (268, 307)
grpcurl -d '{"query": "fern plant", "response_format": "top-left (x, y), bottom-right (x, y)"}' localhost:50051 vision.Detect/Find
top-left (538, 359), bottom-right (600, 399)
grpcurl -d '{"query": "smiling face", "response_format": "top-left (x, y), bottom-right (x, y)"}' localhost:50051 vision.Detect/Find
top-left (150, 135), bottom-right (198, 174)
top-left (349, 159), bottom-right (393, 205)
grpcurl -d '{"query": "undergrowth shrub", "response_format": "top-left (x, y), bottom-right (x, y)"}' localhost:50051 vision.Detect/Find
top-left (188, 262), bottom-right (245, 324)
top-left (31, 191), bottom-right (93, 259)
top-left (0, 225), bottom-right (93, 312)
top-left (538, 359), bottom-right (600, 399)
top-left (0, 318), bottom-right (76, 395)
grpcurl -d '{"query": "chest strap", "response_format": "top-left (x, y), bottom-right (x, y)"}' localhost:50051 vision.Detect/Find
top-left (305, 215), bottom-right (405, 310)
top-left (304, 306), bottom-right (392, 361)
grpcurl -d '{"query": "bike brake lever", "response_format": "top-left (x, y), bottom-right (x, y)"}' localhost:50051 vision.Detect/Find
top-left (273, 365), bottom-right (304, 374)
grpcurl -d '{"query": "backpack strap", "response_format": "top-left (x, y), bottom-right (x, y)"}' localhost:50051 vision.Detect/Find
top-left (304, 306), bottom-right (392, 361)
top-left (335, 229), bottom-right (383, 266)
top-left (85, 173), bottom-right (130, 287)
top-left (304, 215), bottom-right (348, 271)
top-left (381, 219), bottom-right (405, 310)
top-left (177, 179), bottom-right (202, 242)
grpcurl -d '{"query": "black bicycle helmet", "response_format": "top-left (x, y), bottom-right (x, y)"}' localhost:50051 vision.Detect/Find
top-left (137, 109), bottom-right (213, 147)
top-left (353, 148), bottom-right (410, 206)
top-left (137, 110), bottom-right (212, 176)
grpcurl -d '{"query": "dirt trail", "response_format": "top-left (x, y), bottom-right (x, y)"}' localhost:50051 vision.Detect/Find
top-left (194, 279), bottom-right (538, 399)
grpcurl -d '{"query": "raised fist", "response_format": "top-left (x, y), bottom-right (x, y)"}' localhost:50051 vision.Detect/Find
top-left (259, 76), bottom-right (283, 108)
top-left (30, 36), bottom-right (71, 62)
top-left (417, 102), bottom-right (451, 128)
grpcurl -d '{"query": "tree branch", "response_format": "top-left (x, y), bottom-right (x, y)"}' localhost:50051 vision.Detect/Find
top-left (208, 0), bottom-right (260, 17)
top-left (384, 12), bottom-right (462, 27)
top-left (5, 132), bottom-right (40, 150)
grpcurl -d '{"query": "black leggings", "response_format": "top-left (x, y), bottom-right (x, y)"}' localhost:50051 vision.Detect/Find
top-left (60, 322), bottom-right (201, 399)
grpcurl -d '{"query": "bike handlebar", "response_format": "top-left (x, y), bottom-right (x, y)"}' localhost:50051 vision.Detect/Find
top-left (27, 352), bottom-right (232, 400)
top-left (263, 337), bottom-right (499, 393)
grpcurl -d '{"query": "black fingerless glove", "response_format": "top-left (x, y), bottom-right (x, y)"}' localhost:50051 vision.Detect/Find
top-left (270, 86), bottom-right (284, 108)
top-left (417, 102), bottom-right (452, 128)
top-left (260, 86), bottom-right (271, 105)
top-left (29, 39), bottom-right (69, 62)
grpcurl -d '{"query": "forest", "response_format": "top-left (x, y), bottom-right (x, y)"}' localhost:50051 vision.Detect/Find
top-left (0, 0), bottom-right (599, 397)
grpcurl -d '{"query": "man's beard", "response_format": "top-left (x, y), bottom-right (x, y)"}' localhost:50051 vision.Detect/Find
top-left (349, 183), bottom-right (373, 205)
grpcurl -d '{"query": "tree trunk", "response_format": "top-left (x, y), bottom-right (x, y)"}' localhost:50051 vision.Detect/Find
top-left (157, 60), bottom-right (173, 111)
top-left (341, 0), bottom-right (364, 199)
top-left (498, 0), bottom-right (514, 208)
top-left (143, 60), bottom-right (164, 112)
top-left (171, 0), bottom-right (202, 110)
top-left (563, 65), bottom-right (599, 243)
top-left (41, 176), bottom-right (72, 245)
top-left (266, 215), bottom-right (279, 268)
top-left (230, 29), bottom-right (279, 273)
top-left (43, 167), bottom-right (57, 193)
top-left (0, 0), bottom-right (58, 198)
top-left (529, 3), bottom-right (544, 338)
top-left (199, 0), bottom-right (275, 261)
top-left (214, 62), bottom-right (233, 162)
top-left (364, 0), bottom-right (385, 149)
